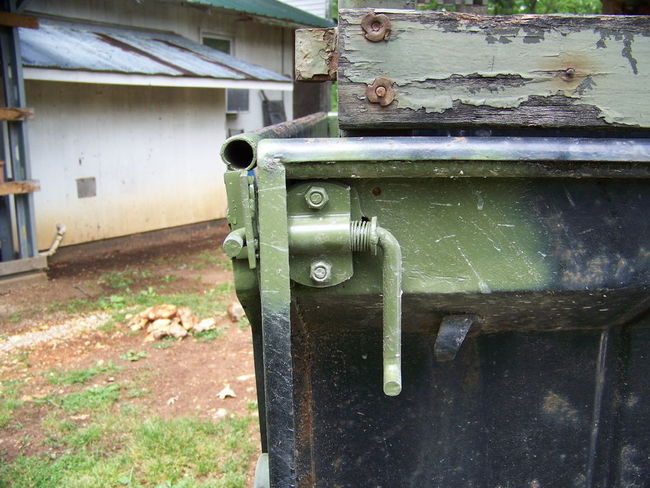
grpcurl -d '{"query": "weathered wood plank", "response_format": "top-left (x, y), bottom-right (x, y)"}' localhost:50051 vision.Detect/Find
top-left (0, 12), bottom-right (38, 29)
top-left (0, 256), bottom-right (47, 278)
top-left (295, 28), bottom-right (338, 82)
top-left (0, 107), bottom-right (34, 121)
top-left (338, 10), bottom-right (650, 130)
top-left (0, 180), bottom-right (40, 196)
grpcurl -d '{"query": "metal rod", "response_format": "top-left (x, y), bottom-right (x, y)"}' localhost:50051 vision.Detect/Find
top-left (220, 112), bottom-right (331, 170)
top-left (257, 136), bottom-right (650, 165)
top-left (377, 226), bottom-right (402, 397)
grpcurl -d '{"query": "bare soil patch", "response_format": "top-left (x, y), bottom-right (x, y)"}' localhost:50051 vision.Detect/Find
top-left (0, 224), bottom-right (261, 484)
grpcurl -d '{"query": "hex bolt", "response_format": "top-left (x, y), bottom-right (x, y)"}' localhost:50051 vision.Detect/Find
top-left (305, 186), bottom-right (329, 209)
top-left (310, 260), bottom-right (332, 284)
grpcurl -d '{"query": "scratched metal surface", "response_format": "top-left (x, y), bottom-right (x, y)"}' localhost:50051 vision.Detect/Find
top-left (19, 19), bottom-right (290, 81)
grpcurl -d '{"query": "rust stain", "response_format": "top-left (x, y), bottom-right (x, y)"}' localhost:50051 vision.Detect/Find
top-left (535, 53), bottom-right (601, 96)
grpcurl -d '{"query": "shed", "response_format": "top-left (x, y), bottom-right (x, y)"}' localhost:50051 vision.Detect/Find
top-left (0, 0), bottom-right (333, 275)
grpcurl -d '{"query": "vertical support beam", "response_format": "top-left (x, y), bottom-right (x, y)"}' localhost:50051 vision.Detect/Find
top-left (0, 0), bottom-right (37, 261)
top-left (256, 143), bottom-right (298, 487)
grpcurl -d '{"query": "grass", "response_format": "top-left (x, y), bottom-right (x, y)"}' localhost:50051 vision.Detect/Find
top-left (119, 350), bottom-right (148, 362)
top-left (43, 384), bottom-right (122, 413)
top-left (1, 405), bottom-right (257, 488)
top-left (0, 380), bottom-right (24, 428)
top-left (44, 361), bottom-right (122, 386)
top-left (189, 251), bottom-right (232, 272)
top-left (47, 282), bottom-right (235, 331)
top-left (193, 328), bottom-right (227, 343)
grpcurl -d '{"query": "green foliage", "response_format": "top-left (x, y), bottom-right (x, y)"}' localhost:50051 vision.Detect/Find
top-left (0, 380), bottom-right (24, 428)
top-left (1, 410), bottom-right (256, 488)
top-left (152, 337), bottom-right (178, 350)
top-left (43, 384), bottom-right (121, 413)
top-left (44, 361), bottom-right (122, 386)
top-left (189, 250), bottom-right (232, 271)
top-left (193, 327), bottom-right (226, 343)
top-left (418, 0), bottom-right (601, 13)
top-left (119, 350), bottom-right (148, 362)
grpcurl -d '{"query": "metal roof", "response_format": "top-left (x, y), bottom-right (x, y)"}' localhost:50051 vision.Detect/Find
top-left (187, 0), bottom-right (335, 28)
top-left (19, 19), bottom-right (292, 87)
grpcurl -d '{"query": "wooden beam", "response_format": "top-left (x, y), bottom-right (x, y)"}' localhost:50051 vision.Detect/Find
top-left (0, 107), bottom-right (34, 120)
top-left (0, 256), bottom-right (47, 278)
top-left (0, 180), bottom-right (39, 196)
top-left (295, 28), bottom-right (338, 82)
top-left (0, 11), bottom-right (39, 29)
top-left (338, 10), bottom-right (650, 130)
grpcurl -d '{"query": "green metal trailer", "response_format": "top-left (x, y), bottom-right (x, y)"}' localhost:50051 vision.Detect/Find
top-left (222, 4), bottom-right (650, 487)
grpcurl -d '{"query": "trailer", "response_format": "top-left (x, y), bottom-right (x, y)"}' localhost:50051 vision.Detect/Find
top-left (222, 3), bottom-right (650, 487)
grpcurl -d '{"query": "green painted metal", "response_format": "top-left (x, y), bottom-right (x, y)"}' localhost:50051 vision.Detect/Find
top-left (188, 0), bottom-right (334, 28)
top-left (287, 182), bottom-right (354, 288)
top-left (376, 226), bottom-right (402, 397)
top-left (223, 227), bottom-right (246, 258)
top-left (221, 112), bottom-right (331, 170)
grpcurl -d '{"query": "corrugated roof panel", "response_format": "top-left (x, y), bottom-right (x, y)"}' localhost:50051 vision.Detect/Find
top-left (104, 33), bottom-right (248, 79)
top-left (19, 19), bottom-right (291, 83)
top-left (21, 21), bottom-right (179, 75)
top-left (188, 0), bottom-right (335, 28)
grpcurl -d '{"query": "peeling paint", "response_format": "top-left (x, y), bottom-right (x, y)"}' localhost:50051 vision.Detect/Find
top-left (340, 11), bottom-right (650, 126)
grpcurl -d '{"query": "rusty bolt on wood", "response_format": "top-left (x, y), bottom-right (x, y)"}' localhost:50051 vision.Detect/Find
top-left (366, 77), bottom-right (395, 107)
top-left (361, 13), bottom-right (391, 42)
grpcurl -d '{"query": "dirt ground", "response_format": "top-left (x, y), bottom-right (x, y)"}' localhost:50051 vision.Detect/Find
top-left (0, 223), bottom-right (261, 467)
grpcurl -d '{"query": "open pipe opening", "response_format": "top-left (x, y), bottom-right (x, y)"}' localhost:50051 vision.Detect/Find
top-left (222, 137), bottom-right (256, 171)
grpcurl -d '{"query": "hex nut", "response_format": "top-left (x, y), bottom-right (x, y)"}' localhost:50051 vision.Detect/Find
top-left (305, 186), bottom-right (329, 209)
top-left (310, 261), bottom-right (332, 284)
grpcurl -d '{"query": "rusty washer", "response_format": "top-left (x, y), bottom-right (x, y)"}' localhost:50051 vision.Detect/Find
top-left (366, 77), bottom-right (396, 107)
top-left (361, 13), bottom-right (391, 42)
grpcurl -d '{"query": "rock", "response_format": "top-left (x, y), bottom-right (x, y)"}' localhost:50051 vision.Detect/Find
top-left (227, 301), bottom-right (245, 322)
top-left (147, 304), bottom-right (177, 320)
top-left (217, 384), bottom-right (236, 399)
top-left (128, 315), bottom-right (149, 331)
top-left (213, 408), bottom-right (228, 419)
top-left (148, 318), bottom-right (171, 332)
top-left (193, 318), bottom-right (217, 333)
top-left (168, 322), bottom-right (188, 339)
top-left (177, 306), bottom-right (198, 330)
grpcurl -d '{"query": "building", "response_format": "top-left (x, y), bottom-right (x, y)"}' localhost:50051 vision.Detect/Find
top-left (0, 0), bottom-right (333, 277)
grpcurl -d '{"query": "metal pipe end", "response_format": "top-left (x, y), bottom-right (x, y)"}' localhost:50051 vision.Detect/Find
top-left (221, 135), bottom-right (258, 171)
top-left (384, 363), bottom-right (402, 396)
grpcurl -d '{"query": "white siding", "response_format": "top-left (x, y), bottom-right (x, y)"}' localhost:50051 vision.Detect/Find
top-left (27, 81), bottom-right (228, 248)
top-left (27, 0), bottom-right (294, 127)
top-left (22, 0), bottom-right (296, 248)
top-left (279, 0), bottom-right (330, 19)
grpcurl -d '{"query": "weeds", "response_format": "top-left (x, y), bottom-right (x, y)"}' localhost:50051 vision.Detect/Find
top-left (46, 384), bottom-right (122, 413)
top-left (152, 337), bottom-right (177, 350)
top-left (44, 360), bottom-right (122, 386)
top-left (119, 350), bottom-right (148, 362)
top-left (0, 380), bottom-right (24, 428)
top-left (194, 328), bottom-right (226, 343)
top-left (189, 250), bottom-right (232, 272)
top-left (1, 408), bottom-right (256, 488)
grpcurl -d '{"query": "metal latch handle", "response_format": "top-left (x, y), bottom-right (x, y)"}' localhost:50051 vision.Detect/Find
top-left (376, 227), bottom-right (402, 397)
top-left (351, 218), bottom-right (403, 396)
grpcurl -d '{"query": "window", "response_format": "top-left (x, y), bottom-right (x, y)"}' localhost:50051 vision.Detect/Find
top-left (203, 35), bottom-right (250, 114)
